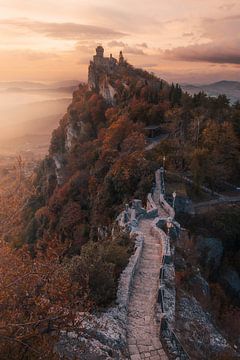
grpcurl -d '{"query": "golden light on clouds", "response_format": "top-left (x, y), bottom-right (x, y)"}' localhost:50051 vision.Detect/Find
top-left (0, 0), bottom-right (240, 83)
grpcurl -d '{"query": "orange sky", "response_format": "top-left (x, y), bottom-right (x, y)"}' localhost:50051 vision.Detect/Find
top-left (0, 0), bottom-right (240, 83)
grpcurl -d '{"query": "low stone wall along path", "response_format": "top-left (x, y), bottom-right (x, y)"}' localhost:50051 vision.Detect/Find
top-left (127, 219), bottom-right (168, 360)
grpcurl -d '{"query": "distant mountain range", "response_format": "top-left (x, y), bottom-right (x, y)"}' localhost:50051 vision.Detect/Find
top-left (0, 80), bottom-right (80, 88)
top-left (181, 80), bottom-right (240, 103)
top-left (0, 97), bottom-right (71, 150)
top-left (0, 80), bottom-right (80, 93)
top-left (2, 79), bottom-right (240, 103)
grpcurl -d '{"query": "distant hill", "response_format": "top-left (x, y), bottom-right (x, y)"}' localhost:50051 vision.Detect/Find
top-left (4, 85), bottom-right (78, 94)
top-left (50, 80), bottom-right (80, 88)
top-left (0, 80), bottom-right (80, 91)
top-left (181, 80), bottom-right (240, 103)
top-left (0, 81), bottom-right (47, 89)
top-left (0, 97), bottom-right (71, 143)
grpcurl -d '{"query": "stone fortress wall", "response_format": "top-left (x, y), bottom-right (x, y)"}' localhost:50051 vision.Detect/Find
top-left (117, 168), bottom-right (190, 359)
top-left (57, 168), bottom-right (190, 359)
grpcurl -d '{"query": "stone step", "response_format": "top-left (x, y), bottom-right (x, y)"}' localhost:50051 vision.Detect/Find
top-left (127, 216), bottom-right (165, 360)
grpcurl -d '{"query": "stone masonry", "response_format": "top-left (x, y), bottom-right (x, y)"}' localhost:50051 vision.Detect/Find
top-left (55, 168), bottom-right (179, 359)
top-left (127, 218), bottom-right (168, 360)
top-left (126, 174), bottom-right (170, 360)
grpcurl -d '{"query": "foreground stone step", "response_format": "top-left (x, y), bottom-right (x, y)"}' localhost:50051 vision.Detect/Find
top-left (127, 218), bottom-right (168, 360)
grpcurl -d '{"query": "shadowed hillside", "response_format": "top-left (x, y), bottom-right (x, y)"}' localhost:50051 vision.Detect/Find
top-left (0, 47), bottom-right (240, 359)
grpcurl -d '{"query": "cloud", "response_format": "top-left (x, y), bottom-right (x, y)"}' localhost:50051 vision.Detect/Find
top-left (162, 14), bottom-right (240, 65)
top-left (218, 2), bottom-right (236, 11)
top-left (123, 46), bottom-right (146, 55)
top-left (107, 40), bottom-right (127, 47)
top-left (0, 18), bottom-right (127, 40)
top-left (136, 42), bottom-right (148, 48)
top-left (25, 51), bottom-right (60, 61)
top-left (141, 63), bottom-right (157, 68)
top-left (200, 14), bottom-right (240, 40)
top-left (107, 41), bottom-right (148, 54)
top-left (182, 32), bottom-right (194, 37)
top-left (164, 42), bottom-right (240, 64)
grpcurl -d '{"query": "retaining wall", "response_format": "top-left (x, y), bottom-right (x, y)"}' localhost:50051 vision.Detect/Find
top-left (152, 171), bottom-right (191, 360)
top-left (116, 168), bottom-right (190, 359)
top-left (116, 232), bottom-right (144, 310)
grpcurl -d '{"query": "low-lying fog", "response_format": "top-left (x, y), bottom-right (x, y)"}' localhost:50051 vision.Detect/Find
top-left (0, 80), bottom-right (79, 156)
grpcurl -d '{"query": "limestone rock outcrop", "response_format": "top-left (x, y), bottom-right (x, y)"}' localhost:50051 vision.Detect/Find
top-left (88, 46), bottom-right (125, 105)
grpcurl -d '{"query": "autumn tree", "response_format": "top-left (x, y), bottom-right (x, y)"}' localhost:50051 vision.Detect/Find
top-left (0, 238), bottom-right (90, 359)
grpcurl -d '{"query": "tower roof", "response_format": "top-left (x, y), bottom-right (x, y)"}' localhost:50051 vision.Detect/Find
top-left (96, 45), bottom-right (104, 56)
top-left (119, 50), bottom-right (124, 64)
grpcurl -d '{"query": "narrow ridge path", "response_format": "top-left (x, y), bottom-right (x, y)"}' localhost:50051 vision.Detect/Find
top-left (127, 219), bottom-right (168, 360)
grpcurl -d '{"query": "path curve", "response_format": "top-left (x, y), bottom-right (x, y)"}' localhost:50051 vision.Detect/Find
top-left (194, 195), bottom-right (240, 213)
top-left (127, 218), bottom-right (168, 360)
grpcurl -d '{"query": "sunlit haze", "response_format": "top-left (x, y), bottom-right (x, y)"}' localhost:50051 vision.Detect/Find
top-left (1, 0), bottom-right (240, 83)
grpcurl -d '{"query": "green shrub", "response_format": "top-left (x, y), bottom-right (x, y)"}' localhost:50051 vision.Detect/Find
top-left (70, 230), bottom-right (133, 306)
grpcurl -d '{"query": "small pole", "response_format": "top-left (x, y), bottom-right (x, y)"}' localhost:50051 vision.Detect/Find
top-left (160, 167), bottom-right (165, 195)
top-left (163, 155), bottom-right (166, 168)
top-left (172, 191), bottom-right (177, 209)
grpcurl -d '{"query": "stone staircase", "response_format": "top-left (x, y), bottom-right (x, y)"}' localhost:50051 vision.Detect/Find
top-left (127, 219), bottom-right (168, 360)
top-left (125, 166), bottom-right (173, 360)
top-left (121, 168), bottom-right (187, 360)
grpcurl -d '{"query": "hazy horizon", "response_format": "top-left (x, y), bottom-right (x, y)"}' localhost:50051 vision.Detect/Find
top-left (0, 0), bottom-right (240, 84)
top-left (1, 78), bottom-right (240, 87)
top-left (1, 0), bottom-right (240, 151)
top-left (0, 73), bottom-right (239, 148)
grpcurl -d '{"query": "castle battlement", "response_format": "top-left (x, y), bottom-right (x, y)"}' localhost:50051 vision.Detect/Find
top-left (91, 46), bottom-right (124, 70)
top-left (88, 46), bottom-right (125, 104)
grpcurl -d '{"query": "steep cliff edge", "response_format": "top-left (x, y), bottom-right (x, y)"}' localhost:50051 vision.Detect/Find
top-left (16, 46), bottom-right (240, 359)
top-left (22, 46), bottom-right (169, 254)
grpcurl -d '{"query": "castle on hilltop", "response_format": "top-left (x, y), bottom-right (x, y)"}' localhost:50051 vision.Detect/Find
top-left (88, 46), bottom-right (126, 104)
top-left (91, 45), bottom-right (125, 71)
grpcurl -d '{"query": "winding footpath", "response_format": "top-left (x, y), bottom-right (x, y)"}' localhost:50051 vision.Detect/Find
top-left (127, 216), bottom-right (168, 359)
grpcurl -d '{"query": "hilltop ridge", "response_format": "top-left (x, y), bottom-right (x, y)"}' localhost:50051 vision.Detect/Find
top-left (20, 46), bottom-right (240, 253)
top-left (6, 46), bottom-right (239, 359)
top-left (182, 80), bottom-right (240, 103)
top-left (20, 46), bottom-right (175, 253)
top-left (88, 45), bottom-right (168, 105)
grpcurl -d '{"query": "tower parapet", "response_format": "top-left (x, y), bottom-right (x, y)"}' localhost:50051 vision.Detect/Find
top-left (91, 46), bottom-right (124, 70)
top-left (119, 50), bottom-right (124, 65)
top-left (96, 45), bottom-right (104, 57)
top-left (93, 45), bottom-right (105, 66)
top-left (88, 47), bottom-right (125, 101)
top-left (92, 46), bottom-right (117, 69)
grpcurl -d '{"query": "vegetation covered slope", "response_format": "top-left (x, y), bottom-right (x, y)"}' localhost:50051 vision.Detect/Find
top-left (0, 57), bottom-right (240, 358)
top-left (21, 60), bottom-right (240, 251)
top-left (21, 63), bottom-right (175, 252)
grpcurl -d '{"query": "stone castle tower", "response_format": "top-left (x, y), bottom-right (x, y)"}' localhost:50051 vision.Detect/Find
top-left (88, 45), bottom-right (125, 90)
top-left (88, 46), bottom-right (125, 100)
top-left (89, 46), bottom-right (124, 79)
top-left (91, 45), bottom-right (123, 70)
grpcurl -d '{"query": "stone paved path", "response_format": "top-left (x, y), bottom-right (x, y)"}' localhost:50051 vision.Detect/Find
top-left (127, 219), bottom-right (168, 360)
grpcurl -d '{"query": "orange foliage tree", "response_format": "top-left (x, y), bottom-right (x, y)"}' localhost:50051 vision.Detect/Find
top-left (0, 237), bottom-right (90, 359)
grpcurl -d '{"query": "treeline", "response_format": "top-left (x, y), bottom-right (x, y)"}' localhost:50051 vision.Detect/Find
top-left (155, 92), bottom-right (240, 192)
top-left (19, 66), bottom-right (240, 256)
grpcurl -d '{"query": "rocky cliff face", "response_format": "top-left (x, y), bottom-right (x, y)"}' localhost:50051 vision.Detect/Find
top-left (172, 206), bottom-right (240, 359)
top-left (19, 46), bottom-right (240, 359)
top-left (24, 46), bottom-right (167, 252)
top-left (88, 48), bottom-right (123, 105)
top-left (98, 76), bottom-right (117, 106)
